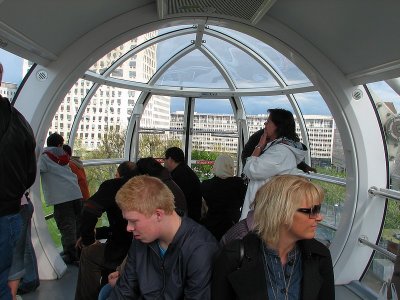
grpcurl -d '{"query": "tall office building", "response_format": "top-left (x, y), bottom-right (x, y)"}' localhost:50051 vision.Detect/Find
top-left (23, 32), bottom-right (171, 150)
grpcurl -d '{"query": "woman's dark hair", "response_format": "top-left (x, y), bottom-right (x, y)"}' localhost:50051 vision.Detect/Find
top-left (268, 108), bottom-right (299, 142)
top-left (136, 157), bottom-right (164, 176)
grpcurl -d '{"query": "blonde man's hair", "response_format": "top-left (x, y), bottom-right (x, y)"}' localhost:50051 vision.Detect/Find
top-left (116, 175), bottom-right (175, 216)
top-left (253, 175), bottom-right (324, 245)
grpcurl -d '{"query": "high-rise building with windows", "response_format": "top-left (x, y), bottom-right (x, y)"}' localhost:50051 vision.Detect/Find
top-left (24, 32), bottom-right (171, 150)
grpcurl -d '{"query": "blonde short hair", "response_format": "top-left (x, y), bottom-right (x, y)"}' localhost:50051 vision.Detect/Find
top-left (253, 175), bottom-right (324, 245)
top-left (116, 175), bottom-right (175, 216)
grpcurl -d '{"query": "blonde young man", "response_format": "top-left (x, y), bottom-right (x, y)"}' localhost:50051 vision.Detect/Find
top-left (109, 175), bottom-right (219, 300)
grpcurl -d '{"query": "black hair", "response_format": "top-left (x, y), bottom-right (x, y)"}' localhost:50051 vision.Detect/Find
top-left (117, 161), bottom-right (137, 178)
top-left (165, 147), bottom-right (184, 163)
top-left (47, 133), bottom-right (64, 147)
top-left (268, 108), bottom-right (299, 142)
top-left (62, 144), bottom-right (72, 156)
top-left (136, 157), bottom-right (164, 176)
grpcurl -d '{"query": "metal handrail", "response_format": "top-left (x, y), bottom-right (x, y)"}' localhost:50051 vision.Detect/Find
top-left (358, 237), bottom-right (397, 262)
top-left (368, 186), bottom-right (400, 202)
top-left (303, 173), bottom-right (346, 186)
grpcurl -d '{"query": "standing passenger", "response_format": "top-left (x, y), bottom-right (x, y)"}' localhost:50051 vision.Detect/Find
top-left (212, 175), bottom-right (334, 300)
top-left (40, 133), bottom-right (82, 264)
top-left (201, 154), bottom-right (246, 240)
top-left (109, 175), bottom-right (219, 299)
top-left (240, 108), bottom-right (307, 220)
top-left (164, 147), bottom-right (202, 222)
top-left (0, 63), bottom-right (37, 299)
top-left (63, 144), bottom-right (90, 201)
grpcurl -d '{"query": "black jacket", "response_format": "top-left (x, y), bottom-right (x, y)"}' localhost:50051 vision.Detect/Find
top-left (171, 163), bottom-right (202, 222)
top-left (80, 176), bottom-right (134, 265)
top-left (212, 233), bottom-right (334, 300)
top-left (201, 176), bottom-right (246, 240)
top-left (0, 96), bottom-right (36, 216)
top-left (110, 217), bottom-right (220, 300)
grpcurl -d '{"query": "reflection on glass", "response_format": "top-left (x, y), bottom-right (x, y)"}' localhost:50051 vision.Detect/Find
top-left (366, 82), bottom-right (400, 191)
top-left (207, 25), bottom-right (310, 85)
top-left (203, 34), bottom-right (279, 88)
top-left (155, 49), bottom-right (228, 88)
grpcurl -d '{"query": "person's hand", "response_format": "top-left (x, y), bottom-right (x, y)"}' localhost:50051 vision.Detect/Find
top-left (108, 271), bottom-right (120, 287)
top-left (257, 132), bottom-right (269, 149)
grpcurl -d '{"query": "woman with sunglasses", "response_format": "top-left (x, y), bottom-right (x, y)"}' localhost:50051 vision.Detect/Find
top-left (212, 175), bottom-right (334, 300)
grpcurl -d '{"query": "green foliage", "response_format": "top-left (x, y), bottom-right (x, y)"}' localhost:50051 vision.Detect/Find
top-left (139, 134), bottom-right (181, 158)
top-left (191, 150), bottom-right (222, 180)
top-left (384, 200), bottom-right (400, 230)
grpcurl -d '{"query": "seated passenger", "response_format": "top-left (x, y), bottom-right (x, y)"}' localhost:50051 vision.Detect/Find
top-left (212, 175), bottom-right (334, 300)
top-left (109, 175), bottom-right (219, 299)
top-left (164, 147), bottom-right (202, 222)
top-left (201, 154), bottom-right (246, 240)
top-left (75, 161), bottom-right (138, 300)
top-left (136, 157), bottom-right (187, 216)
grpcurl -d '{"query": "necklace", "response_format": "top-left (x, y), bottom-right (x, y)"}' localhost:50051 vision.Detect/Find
top-left (262, 245), bottom-right (298, 300)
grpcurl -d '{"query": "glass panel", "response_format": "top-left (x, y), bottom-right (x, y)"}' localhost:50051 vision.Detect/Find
top-left (366, 82), bottom-right (400, 190)
top-left (109, 43), bottom-right (157, 83)
top-left (156, 34), bottom-right (196, 69)
top-left (138, 96), bottom-right (185, 159)
top-left (0, 51), bottom-right (34, 100)
top-left (89, 32), bottom-right (157, 74)
top-left (47, 79), bottom-right (94, 143)
top-left (155, 49), bottom-right (229, 88)
top-left (70, 85), bottom-right (142, 158)
top-left (191, 98), bottom-right (238, 179)
top-left (207, 26), bottom-right (310, 85)
top-left (203, 34), bottom-right (279, 88)
top-left (41, 164), bottom-right (118, 249)
top-left (361, 197), bottom-right (400, 294)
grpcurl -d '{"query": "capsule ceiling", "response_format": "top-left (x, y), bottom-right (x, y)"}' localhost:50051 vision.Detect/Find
top-left (83, 24), bottom-right (312, 98)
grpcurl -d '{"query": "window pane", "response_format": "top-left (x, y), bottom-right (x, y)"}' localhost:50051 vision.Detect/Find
top-left (208, 26), bottom-right (311, 85)
top-left (155, 49), bottom-right (228, 88)
top-left (203, 34), bottom-right (279, 88)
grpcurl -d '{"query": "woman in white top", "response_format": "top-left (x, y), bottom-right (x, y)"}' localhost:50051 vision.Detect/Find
top-left (240, 108), bottom-right (307, 220)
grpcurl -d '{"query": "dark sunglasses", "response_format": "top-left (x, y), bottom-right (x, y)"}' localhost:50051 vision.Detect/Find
top-left (296, 204), bottom-right (322, 219)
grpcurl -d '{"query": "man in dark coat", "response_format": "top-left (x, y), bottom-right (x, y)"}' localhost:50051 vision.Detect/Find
top-left (75, 161), bottom-right (138, 300)
top-left (0, 63), bottom-right (37, 299)
top-left (164, 147), bottom-right (202, 222)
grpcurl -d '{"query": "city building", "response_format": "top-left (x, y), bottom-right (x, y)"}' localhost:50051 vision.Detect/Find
top-left (171, 112), bottom-right (336, 162)
top-left (0, 81), bottom-right (17, 100)
top-left (24, 32), bottom-right (171, 150)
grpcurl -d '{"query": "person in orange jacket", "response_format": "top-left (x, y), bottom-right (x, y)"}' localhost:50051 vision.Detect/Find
top-left (63, 144), bottom-right (90, 200)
